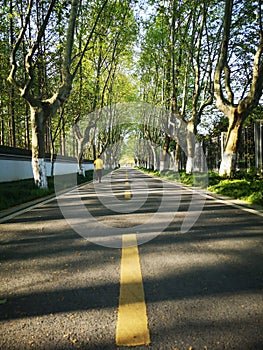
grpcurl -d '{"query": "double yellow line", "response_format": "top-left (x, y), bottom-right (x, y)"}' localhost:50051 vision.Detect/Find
top-left (116, 234), bottom-right (150, 346)
top-left (124, 169), bottom-right (131, 199)
top-left (116, 170), bottom-right (150, 346)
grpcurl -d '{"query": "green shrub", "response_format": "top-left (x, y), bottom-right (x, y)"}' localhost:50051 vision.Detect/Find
top-left (208, 179), bottom-right (250, 197)
top-left (208, 171), bottom-right (222, 186)
top-left (246, 191), bottom-right (263, 205)
top-left (208, 178), bottom-right (263, 206)
top-left (139, 166), bottom-right (263, 207)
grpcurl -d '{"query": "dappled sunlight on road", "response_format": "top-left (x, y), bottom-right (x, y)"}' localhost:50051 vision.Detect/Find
top-left (0, 169), bottom-right (262, 349)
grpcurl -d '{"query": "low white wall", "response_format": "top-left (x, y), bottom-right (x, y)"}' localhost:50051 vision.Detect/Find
top-left (0, 159), bottom-right (34, 182)
top-left (47, 161), bottom-right (94, 176)
top-left (0, 158), bottom-right (94, 183)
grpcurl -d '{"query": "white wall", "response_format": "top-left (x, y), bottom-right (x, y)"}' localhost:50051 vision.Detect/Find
top-left (0, 158), bottom-right (94, 183)
top-left (0, 159), bottom-right (34, 182)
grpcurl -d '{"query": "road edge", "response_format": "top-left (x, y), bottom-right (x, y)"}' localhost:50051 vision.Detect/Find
top-left (136, 168), bottom-right (263, 217)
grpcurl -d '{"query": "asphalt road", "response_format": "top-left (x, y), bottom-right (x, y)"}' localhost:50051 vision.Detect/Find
top-left (0, 168), bottom-right (263, 350)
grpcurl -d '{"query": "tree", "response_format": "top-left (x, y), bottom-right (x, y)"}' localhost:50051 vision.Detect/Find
top-left (1, 0), bottom-right (30, 149)
top-left (7, 0), bottom-right (108, 188)
top-left (214, 0), bottom-right (263, 176)
top-left (184, 1), bottom-right (215, 173)
top-left (139, 0), bottom-right (215, 173)
top-left (68, 0), bottom-right (138, 173)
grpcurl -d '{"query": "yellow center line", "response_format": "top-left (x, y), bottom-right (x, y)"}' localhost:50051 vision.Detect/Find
top-left (124, 189), bottom-right (131, 199)
top-left (116, 234), bottom-right (150, 347)
top-left (124, 170), bottom-right (131, 198)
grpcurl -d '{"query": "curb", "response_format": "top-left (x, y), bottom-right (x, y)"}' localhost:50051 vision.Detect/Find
top-left (205, 191), bottom-right (263, 213)
top-left (137, 168), bottom-right (263, 217)
top-left (0, 180), bottom-right (94, 224)
top-left (0, 192), bottom-right (57, 220)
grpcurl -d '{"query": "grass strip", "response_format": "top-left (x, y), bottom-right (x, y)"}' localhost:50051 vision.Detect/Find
top-left (137, 167), bottom-right (263, 207)
top-left (0, 170), bottom-right (94, 211)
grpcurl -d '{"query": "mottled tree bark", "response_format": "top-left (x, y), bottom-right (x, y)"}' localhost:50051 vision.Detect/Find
top-left (7, 0), bottom-right (108, 187)
top-left (214, 0), bottom-right (263, 176)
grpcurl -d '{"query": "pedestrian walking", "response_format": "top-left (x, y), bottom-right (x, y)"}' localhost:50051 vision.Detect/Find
top-left (94, 156), bottom-right (103, 182)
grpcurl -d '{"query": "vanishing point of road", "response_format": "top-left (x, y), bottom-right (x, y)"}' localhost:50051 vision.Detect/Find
top-left (0, 168), bottom-right (263, 350)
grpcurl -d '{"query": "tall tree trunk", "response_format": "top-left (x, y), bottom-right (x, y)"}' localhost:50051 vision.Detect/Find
top-left (10, 87), bottom-right (16, 147)
top-left (77, 139), bottom-right (85, 176)
top-left (219, 109), bottom-right (243, 176)
top-left (0, 115), bottom-right (4, 145)
top-left (61, 117), bottom-right (66, 156)
top-left (25, 104), bottom-right (31, 150)
top-left (160, 134), bottom-right (170, 171)
top-left (214, 0), bottom-right (263, 176)
top-left (173, 143), bottom-right (181, 172)
top-left (50, 138), bottom-right (55, 177)
top-left (30, 105), bottom-right (48, 188)
top-left (150, 143), bottom-right (159, 171)
top-left (9, 0), bottom-right (16, 148)
top-left (186, 121), bottom-right (195, 174)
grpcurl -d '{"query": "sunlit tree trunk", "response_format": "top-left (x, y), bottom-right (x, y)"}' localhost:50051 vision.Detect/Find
top-left (173, 143), bottom-right (181, 172)
top-left (9, 0), bottom-right (16, 147)
top-left (219, 109), bottom-right (243, 176)
top-left (186, 121), bottom-right (195, 174)
top-left (214, 0), bottom-right (263, 176)
top-left (160, 134), bottom-right (170, 171)
top-left (30, 105), bottom-right (48, 188)
top-left (150, 143), bottom-right (159, 171)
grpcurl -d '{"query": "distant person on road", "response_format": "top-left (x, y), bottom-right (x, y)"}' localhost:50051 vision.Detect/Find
top-left (94, 156), bottom-right (103, 183)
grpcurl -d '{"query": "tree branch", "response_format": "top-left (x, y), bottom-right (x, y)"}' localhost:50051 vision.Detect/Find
top-left (224, 63), bottom-right (234, 103)
top-left (72, 0), bottom-right (109, 79)
top-left (46, 0), bottom-right (80, 109)
top-left (22, 0), bottom-right (56, 97)
top-left (214, 0), bottom-right (233, 113)
top-left (7, 0), bottom-right (33, 92)
top-left (238, 0), bottom-right (263, 114)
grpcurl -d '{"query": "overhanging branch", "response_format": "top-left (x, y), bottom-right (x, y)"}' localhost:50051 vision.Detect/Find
top-left (7, 0), bottom-right (33, 92)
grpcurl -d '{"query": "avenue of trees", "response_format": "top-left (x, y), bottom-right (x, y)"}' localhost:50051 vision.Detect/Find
top-left (0, 0), bottom-right (263, 187)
